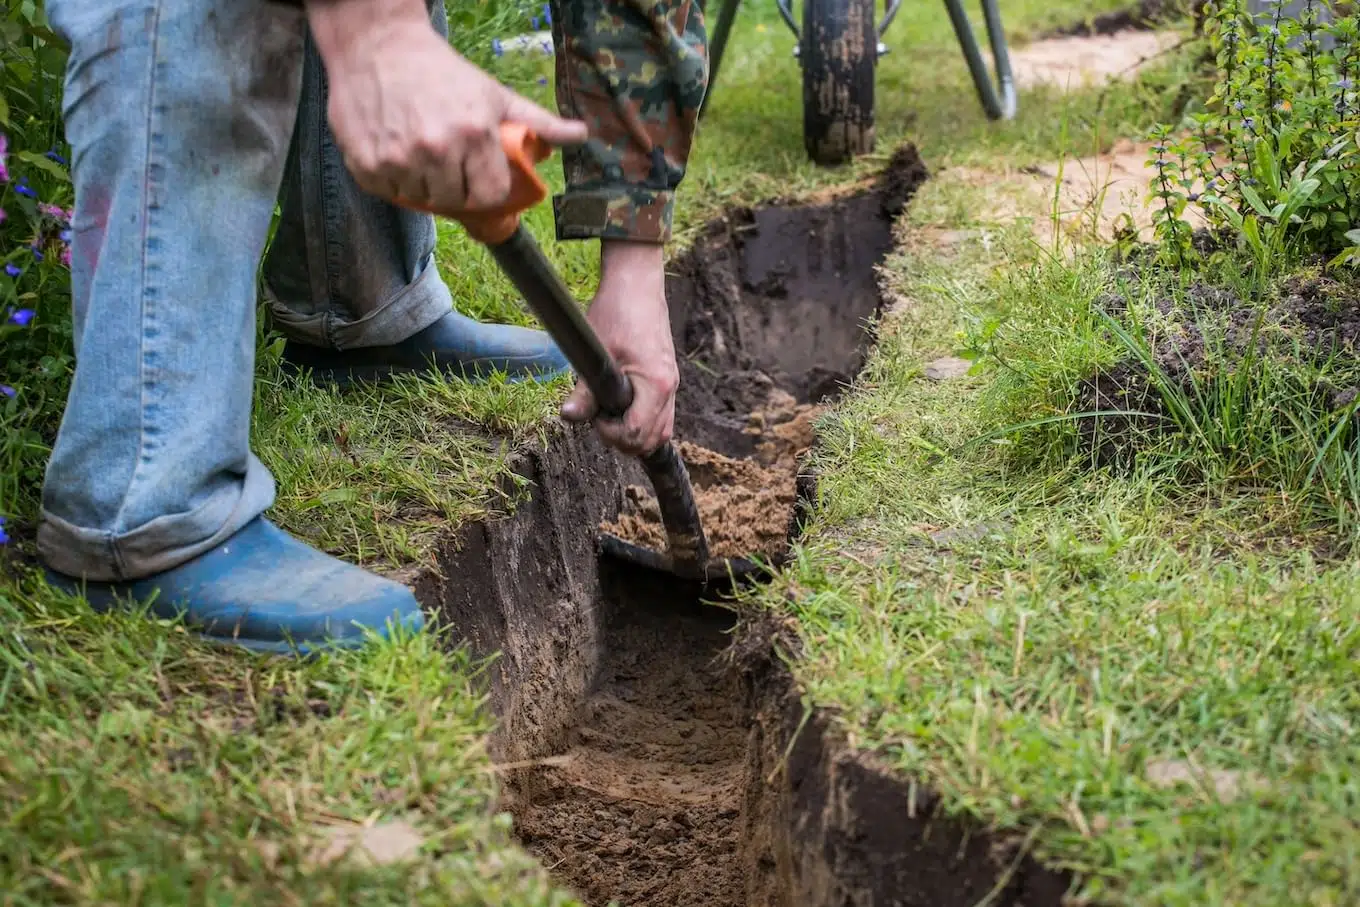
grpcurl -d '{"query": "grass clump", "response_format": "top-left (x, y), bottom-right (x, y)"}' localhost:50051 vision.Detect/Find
top-left (973, 252), bottom-right (1360, 540)
top-left (986, 2), bottom-right (1360, 542)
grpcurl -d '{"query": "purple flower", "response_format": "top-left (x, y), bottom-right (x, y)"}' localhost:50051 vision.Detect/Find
top-left (29, 244), bottom-right (43, 262)
top-left (38, 203), bottom-right (65, 219)
top-left (45, 149), bottom-right (67, 165)
top-left (4, 263), bottom-right (19, 277)
top-left (492, 38), bottom-right (504, 56)
top-left (531, 14), bottom-right (540, 28)
top-left (13, 177), bottom-right (36, 198)
top-left (0, 517), bottom-right (9, 546)
top-left (542, 3), bottom-right (552, 26)
top-left (9, 308), bottom-right (34, 326)
top-left (538, 76), bottom-right (549, 85)
top-left (0, 386), bottom-right (13, 399)
top-left (60, 246), bottom-right (70, 268)
top-left (59, 229), bottom-right (71, 243)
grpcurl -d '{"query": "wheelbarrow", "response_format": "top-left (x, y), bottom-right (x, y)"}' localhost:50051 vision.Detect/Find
top-left (700, 0), bottom-right (1017, 165)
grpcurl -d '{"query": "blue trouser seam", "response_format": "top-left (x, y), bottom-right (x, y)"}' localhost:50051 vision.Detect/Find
top-left (109, 0), bottom-right (163, 567)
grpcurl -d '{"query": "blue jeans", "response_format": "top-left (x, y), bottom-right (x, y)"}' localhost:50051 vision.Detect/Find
top-left (39, 0), bottom-right (466, 581)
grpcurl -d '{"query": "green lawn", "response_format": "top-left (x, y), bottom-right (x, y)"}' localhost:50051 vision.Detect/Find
top-left (10, 0), bottom-right (1329, 903)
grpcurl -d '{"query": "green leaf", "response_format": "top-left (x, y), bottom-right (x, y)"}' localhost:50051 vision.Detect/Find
top-left (1255, 140), bottom-right (1282, 191)
top-left (1327, 246), bottom-right (1359, 269)
top-left (16, 151), bottom-right (69, 182)
top-left (1240, 183), bottom-right (1272, 218)
top-left (1242, 215), bottom-right (1265, 254)
top-left (0, 93), bottom-right (8, 126)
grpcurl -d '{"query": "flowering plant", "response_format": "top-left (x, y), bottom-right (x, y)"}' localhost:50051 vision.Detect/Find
top-left (1151, 0), bottom-right (1360, 268)
top-left (1, 2), bottom-right (74, 536)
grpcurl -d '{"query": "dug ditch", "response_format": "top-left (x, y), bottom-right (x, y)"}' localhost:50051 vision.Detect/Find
top-left (424, 146), bottom-right (1071, 906)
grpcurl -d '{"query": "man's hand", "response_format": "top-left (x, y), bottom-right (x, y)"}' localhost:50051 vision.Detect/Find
top-left (305, 0), bottom-right (587, 213)
top-left (561, 242), bottom-right (679, 456)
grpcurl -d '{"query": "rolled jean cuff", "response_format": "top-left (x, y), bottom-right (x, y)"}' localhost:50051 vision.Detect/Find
top-left (552, 187), bottom-right (675, 244)
top-left (37, 454), bottom-right (276, 582)
top-left (262, 254), bottom-right (454, 351)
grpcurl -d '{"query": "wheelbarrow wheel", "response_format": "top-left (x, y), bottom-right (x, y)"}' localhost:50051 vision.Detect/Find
top-left (801, 0), bottom-right (876, 166)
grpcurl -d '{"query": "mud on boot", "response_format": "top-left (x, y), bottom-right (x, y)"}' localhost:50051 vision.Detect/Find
top-left (43, 517), bottom-right (424, 656)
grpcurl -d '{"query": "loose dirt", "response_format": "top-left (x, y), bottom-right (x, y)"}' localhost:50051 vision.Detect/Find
top-left (912, 24), bottom-right (1204, 251)
top-left (602, 392), bottom-right (823, 562)
top-left (1008, 28), bottom-right (1184, 92)
top-left (513, 592), bottom-right (747, 907)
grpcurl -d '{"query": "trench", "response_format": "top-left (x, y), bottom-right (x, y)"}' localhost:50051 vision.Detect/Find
top-left (427, 146), bottom-right (1071, 906)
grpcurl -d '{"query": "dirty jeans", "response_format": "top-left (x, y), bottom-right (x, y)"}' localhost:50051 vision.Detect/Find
top-left (38, 0), bottom-right (459, 581)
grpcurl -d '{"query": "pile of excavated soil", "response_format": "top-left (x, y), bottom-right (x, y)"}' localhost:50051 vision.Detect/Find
top-left (512, 602), bottom-right (748, 907)
top-left (602, 387), bottom-right (823, 561)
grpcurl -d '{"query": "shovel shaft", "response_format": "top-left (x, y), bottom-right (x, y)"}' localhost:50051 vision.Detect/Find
top-left (487, 227), bottom-right (634, 418)
top-left (489, 226), bottom-right (710, 578)
top-left (398, 122), bottom-right (711, 579)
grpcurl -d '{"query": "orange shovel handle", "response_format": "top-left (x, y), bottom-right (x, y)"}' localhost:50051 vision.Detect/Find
top-left (392, 122), bottom-right (552, 245)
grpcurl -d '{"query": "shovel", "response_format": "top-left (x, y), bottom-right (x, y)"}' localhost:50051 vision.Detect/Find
top-left (398, 123), bottom-right (768, 584)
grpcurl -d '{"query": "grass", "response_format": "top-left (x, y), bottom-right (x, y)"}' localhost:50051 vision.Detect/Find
top-left (0, 0), bottom-right (1249, 902)
top-left (0, 573), bottom-right (575, 905)
top-left (749, 170), bottom-right (1360, 904)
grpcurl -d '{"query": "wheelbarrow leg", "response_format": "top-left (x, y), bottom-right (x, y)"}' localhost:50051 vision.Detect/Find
top-left (942, 0), bottom-right (1017, 120)
top-left (700, 0), bottom-right (744, 118)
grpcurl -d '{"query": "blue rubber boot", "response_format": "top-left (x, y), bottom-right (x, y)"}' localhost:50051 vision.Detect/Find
top-left (280, 310), bottom-right (571, 388)
top-left (44, 518), bottom-right (424, 656)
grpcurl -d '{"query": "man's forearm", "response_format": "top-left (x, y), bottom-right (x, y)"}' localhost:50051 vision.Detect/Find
top-left (267, 0), bottom-right (431, 66)
top-left (598, 240), bottom-right (664, 293)
top-left (550, 0), bottom-right (708, 246)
